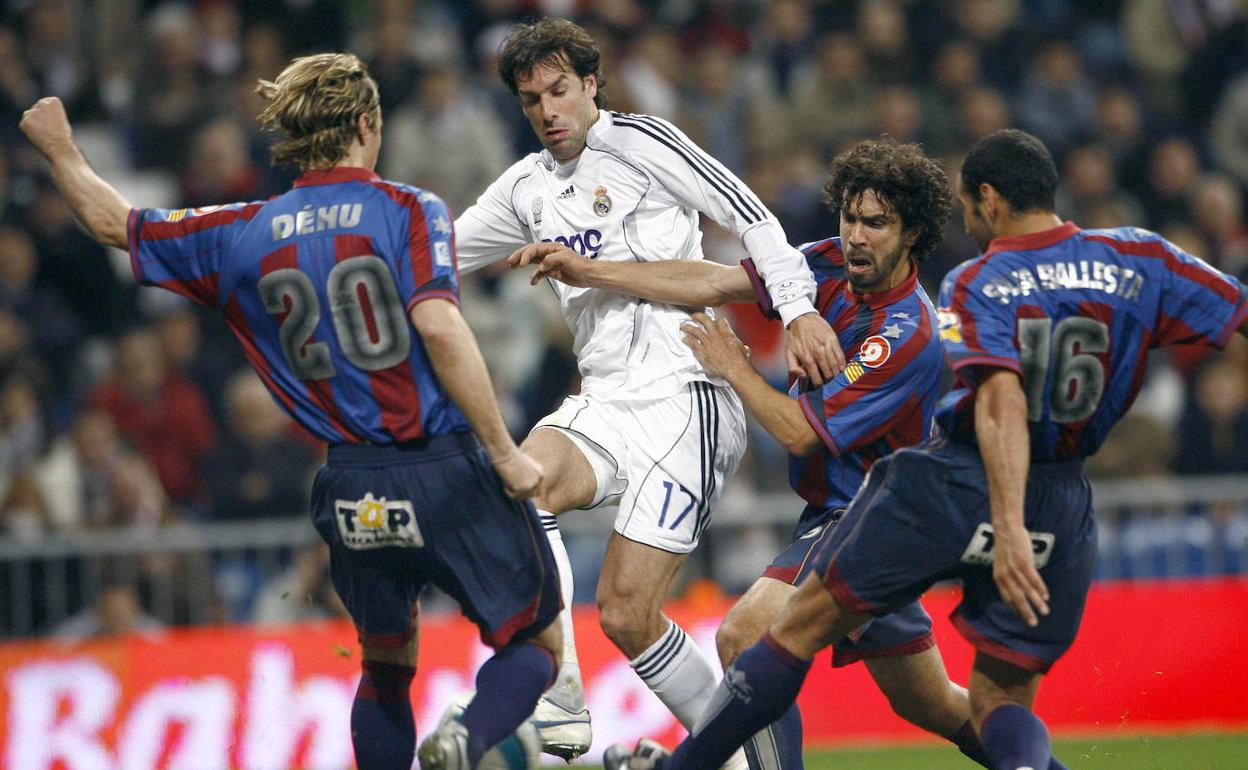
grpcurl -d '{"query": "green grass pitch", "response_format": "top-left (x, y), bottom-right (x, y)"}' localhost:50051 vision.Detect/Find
top-left (796, 733), bottom-right (1248, 770)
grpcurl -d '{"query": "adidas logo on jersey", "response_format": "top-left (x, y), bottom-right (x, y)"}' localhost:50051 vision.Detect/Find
top-left (556, 185), bottom-right (576, 200)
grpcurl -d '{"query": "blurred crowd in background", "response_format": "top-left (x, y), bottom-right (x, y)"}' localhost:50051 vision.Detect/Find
top-left (0, 0), bottom-right (1247, 638)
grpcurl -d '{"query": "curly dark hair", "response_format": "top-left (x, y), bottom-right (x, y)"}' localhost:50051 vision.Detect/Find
top-left (498, 19), bottom-right (607, 108)
top-left (823, 138), bottom-right (952, 264)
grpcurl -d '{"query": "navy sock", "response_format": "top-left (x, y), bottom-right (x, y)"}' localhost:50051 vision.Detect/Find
top-left (668, 634), bottom-right (810, 770)
top-left (1047, 756), bottom-right (1071, 769)
top-left (743, 703), bottom-right (804, 770)
top-left (460, 642), bottom-right (558, 767)
top-left (979, 704), bottom-right (1051, 770)
top-left (351, 660), bottom-right (416, 770)
top-left (950, 720), bottom-right (993, 769)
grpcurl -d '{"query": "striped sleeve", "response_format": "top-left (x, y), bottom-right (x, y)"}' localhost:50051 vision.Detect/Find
top-left (1152, 240), bottom-right (1248, 349)
top-left (612, 112), bottom-right (815, 325)
top-left (128, 202), bottom-right (262, 308)
top-left (937, 258), bottom-right (1022, 381)
top-left (375, 186), bottom-right (460, 310)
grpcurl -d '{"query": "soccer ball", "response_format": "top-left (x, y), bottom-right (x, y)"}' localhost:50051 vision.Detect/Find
top-left (437, 690), bottom-right (541, 770)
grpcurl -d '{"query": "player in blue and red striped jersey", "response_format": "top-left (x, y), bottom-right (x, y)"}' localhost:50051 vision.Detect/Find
top-left (21, 53), bottom-right (564, 770)
top-left (603, 129), bottom-right (1246, 770)
top-left (519, 139), bottom-right (1001, 769)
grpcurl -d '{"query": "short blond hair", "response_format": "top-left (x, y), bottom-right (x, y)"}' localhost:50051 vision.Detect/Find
top-left (256, 53), bottom-right (380, 172)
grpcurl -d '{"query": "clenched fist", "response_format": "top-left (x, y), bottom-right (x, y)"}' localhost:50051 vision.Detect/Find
top-left (20, 96), bottom-right (76, 160)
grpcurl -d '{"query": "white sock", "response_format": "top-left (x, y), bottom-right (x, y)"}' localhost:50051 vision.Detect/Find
top-left (540, 511), bottom-right (585, 710)
top-left (630, 620), bottom-right (749, 770)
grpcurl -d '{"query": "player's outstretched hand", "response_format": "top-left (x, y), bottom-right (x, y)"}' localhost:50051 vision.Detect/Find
top-left (681, 312), bottom-right (751, 379)
top-left (492, 448), bottom-right (545, 500)
top-left (19, 97), bottom-right (75, 160)
top-left (992, 526), bottom-right (1050, 627)
top-left (786, 312), bottom-right (844, 387)
top-left (509, 242), bottom-right (595, 287)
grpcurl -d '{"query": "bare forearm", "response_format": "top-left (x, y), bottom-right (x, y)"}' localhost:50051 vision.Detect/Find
top-left (584, 260), bottom-right (754, 306)
top-left (46, 145), bottom-right (131, 249)
top-left (722, 365), bottom-right (821, 456)
top-left (974, 370), bottom-right (1030, 531)
top-left (412, 301), bottom-right (516, 460)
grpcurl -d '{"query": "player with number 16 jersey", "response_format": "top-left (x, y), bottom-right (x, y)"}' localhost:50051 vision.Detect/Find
top-left (935, 222), bottom-right (1248, 461)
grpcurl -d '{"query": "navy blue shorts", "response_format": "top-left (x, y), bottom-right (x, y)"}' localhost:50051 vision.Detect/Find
top-left (309, 433), bottom-right (561, 650)
top-left (818, 439), bottom-right (1097, 673)
top-left (764, 504), bottom-right (934, 668)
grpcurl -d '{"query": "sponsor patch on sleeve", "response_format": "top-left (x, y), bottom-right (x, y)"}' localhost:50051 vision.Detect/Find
top-left (937, 306), bottom-right (963, 344)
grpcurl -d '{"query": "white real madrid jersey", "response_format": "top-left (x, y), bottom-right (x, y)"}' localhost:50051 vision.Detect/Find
top-left (455, 110), bottom-right (817, 399)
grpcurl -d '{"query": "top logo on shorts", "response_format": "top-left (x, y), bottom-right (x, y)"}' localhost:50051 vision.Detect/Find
top-left (593, 186), bottom-right (612, 217)
top-left (335, 492), bottom-right (423, 550)
top-left (858, 335), bottom-right (891, 368)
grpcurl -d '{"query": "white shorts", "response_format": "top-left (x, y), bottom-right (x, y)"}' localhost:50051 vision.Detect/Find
top-left (533, 382), bottom-right (746, 553)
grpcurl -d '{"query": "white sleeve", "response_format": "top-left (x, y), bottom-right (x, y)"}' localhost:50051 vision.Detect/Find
top-left (616, 114), bottom-right (817, 325)
top-left (454, 161), bottom-right (533, 276)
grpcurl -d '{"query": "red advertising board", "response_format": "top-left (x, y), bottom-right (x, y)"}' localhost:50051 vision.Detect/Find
top-left (2, 579), bottom-right (1245, 769)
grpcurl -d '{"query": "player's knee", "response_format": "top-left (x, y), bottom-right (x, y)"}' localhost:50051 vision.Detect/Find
top-left (715, 618), bottom-right (750, 667)
top-left (596, 597), bottom-right (656, 657)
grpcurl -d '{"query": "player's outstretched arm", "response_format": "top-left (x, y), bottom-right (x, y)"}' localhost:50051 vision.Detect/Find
top-left (508, 242), bottom-right (755, 306)
top-left (681, 312), bottom-right (821, 456)
top-left (974, 368), bottom-right (1048, 628)
top-left (410, 298), bottom-right (544, 499)
top-left (19, 97), bottom-right (130, 249)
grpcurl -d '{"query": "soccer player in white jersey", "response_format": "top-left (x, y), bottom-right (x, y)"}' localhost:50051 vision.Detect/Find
top-left (453, 18), bottom-right (842, 763)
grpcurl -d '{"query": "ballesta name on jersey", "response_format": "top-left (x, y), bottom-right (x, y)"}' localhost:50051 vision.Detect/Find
top-left (272, 203), bottom-right (364, 240)
top-left (980, 259), bottom-right (1146, 304)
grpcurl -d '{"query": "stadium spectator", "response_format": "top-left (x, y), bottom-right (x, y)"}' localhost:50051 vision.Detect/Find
top-left (921, 39), bottom-right (984, 154)
top-left (204, 370), bottom-right (317, 522)
top-left (1211, 72), bottom-right (1248, 188)
top-left (252, 543), bottom-right (346, 625)
top-left (1015, 39), bottom-right (1098, 157)
top-left (88, 327), bottom-right (217, 508)
top-left (382, 62), bottom-right (511, 213)
top-left (179, 116), bottom-right (265, 207)
top-left (25, 179), bottom-right (133, 339)
top-left (1143, 136), bottom-right (1203, 230)
top-left (957, 85), bottom-right (1012, 145)
top-left (1057, 143), bottom-right (1145, 227)
top-left (0, 226), bottom-right (80, 397)
top-left (33, 408), bottom-right (128, 531)
top-left (857, 0), bottom-right (915, 85)
top-left (0, 371), bottom-right (44, 510)
top-left (1190, 174), bottom-right (1248, 278)
top-left (618, 27), bottom-right (682, 120)
top-left (51, 580), bottom-right (164, 641)
top-left (788, 33), bottom-right (872, 156)
top-left (679, 42), bottom-right (758, 174)
top-left (1173, 359), bottom-right (1248, 477)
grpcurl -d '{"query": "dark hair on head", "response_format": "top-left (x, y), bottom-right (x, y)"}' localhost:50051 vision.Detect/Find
top-left (824, 137), bottom-right (953, 264)
top-left (961, 129), bottom-right (1058, 213)
top-left (498, 18), bottom-right (607, 109)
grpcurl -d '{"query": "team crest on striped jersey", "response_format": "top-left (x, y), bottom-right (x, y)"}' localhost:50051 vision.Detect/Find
top-left (842, 361), bottom-right (866, 383)
top-left (593, 186), bottom-right (612, 216)
top-left (858, 335), bottom-right (891, 368)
